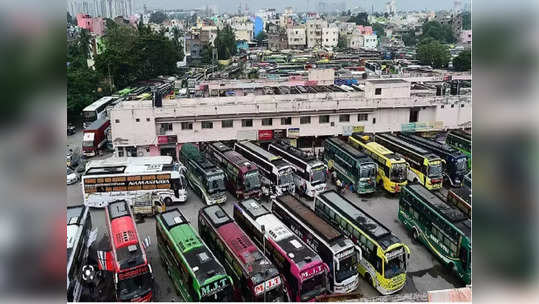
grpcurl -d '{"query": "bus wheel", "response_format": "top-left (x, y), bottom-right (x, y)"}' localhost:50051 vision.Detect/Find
top-left (365, 274), bottom-right (374, 288)
top-left (164, 197), bottom-right (172, 206)
top-left (412, 228), bottom-right (419, 242)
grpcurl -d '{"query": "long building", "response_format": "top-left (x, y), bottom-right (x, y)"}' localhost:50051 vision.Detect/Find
top-left (109, 78), bottom-right (471, 159)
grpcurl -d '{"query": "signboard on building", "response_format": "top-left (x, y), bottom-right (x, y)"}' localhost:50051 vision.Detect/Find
top-left (353, 125), bottom-right (365, 133)
top-left (401, 121), bottom-right (444, 132)
top-left (237, 130), bottom-right (258, 140)
top-left (158, 135), bottom-right (178, 144)
top-left (258, 130), bottom-right (274, 141)
top-left (343, 125), bottom-right (365, 136)
top-left (287, 128), bottom-right (300, 138)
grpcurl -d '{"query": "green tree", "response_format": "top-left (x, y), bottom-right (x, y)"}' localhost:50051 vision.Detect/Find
top-left (200, 43), bottom-right (213, 64)
top-left (347, 12), bottom-right (369, 26)
top-left (421, 21), bottom-right (456, 44)
top-left (416, 38), bottom-right (451, 68)
top-left (337, 35), bottom-right (346, 49)
top-left (461, 12), bottom-right (471, 30)
top-left (453, 49), bottom-right (471, 71)
top-left (402, 30), bottom-right (417, 46)
top-left (149, 11), bottom-right (167, 24)
top-left (214, 25), bottom-right (236, 60)
top-left (255, 31), bottom-right (267, 44)
top-left (372, 23), bottom-right (385, 38)
top-left (67, 12), bottom-right (75, 25)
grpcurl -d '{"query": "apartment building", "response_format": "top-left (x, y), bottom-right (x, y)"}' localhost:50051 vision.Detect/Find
top-left (322, 26), bottom-right (339, 48)
top-left (306, 19), bottom-right (328, 48)
top-left (287, 27), bottom-right (306, 49)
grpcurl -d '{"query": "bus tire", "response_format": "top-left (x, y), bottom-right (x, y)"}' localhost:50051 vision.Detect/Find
top-left (365, 273), bottom-right (374, 288)
top-left (164, 197), bottom-right (172, 206)
top-left (412, 228), bottom-right (419, 242)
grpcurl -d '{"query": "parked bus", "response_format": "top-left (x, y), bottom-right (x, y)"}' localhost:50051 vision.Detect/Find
top-left (348, 134), bottom-right (408, 193)
top-left (374, 133), bottom-right (443, 191)
top-left (101, 200), bottom-right (153, 301)
top-left (198, 205), bottom-right (287, 301)
top-left (398, 184), bottom-right (471, 284)
top-left (180, 143), bottom-right (227, 205)
top-left (272, 195), bottom-right (360, 294)
top-left (446, 130), bottom-right (471, 169)
top-left (206, 142), bottom-right (262, 199)
top-left (398, 133), bottom-right (468, 187)
top-left (82, 96), bottom-right (117, 128)
top-left (234, 141), bottom-right (295, 196)
top-left (314, 190), bottom-right (410, 295)
top-left (156, 208), bottom-right (234, 301)
top-left (233, 199), bottom-right (330, 301)
top-left (446, 173), bottom-right (471, 218)
top-left (268, 140), bottom-right (327, 198)
top-left (83, 157), bottom-right (187, 208)
top-left (67, 205), bottom-right (92, 302)
top-left (323, 137), bottom-right (377, 194)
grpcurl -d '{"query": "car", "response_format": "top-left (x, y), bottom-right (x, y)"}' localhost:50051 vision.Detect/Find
top-left (67, 123), bottom-right (76, 135)
top-left (67, 167), bottom-right (78, 185)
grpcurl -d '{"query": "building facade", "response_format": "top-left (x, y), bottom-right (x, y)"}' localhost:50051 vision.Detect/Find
top-left (306, 19), bottom-right (328, 48)
top-left (322, 26), bottom-right (339, 48)
top-left (287, 27), bottom-right (306, 49)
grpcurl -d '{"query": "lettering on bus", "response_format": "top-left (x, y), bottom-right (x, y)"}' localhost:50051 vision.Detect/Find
top-left (84, 174), bottom-right (171, 193)
top-left (335, 248), bottom-right (355, 260)
top-left (429, 234), bottom-right (449, 253)
top-left (118, 265), bottom-right (149, 281)
top-left (300, 265), bottom-right (324, 280)
top-left (200, 277), bottom-right (229, 297)
top-left (385, 247), bottom-right (404, 260)
top-left (254, 276), bottom-right (282, 295)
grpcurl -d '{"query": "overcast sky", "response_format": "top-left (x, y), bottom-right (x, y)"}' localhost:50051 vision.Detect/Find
top-left (142, 0), bottom-right (468, 13)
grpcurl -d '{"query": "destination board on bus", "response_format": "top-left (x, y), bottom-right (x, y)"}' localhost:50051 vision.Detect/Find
top-left (200, 277), bottom-right (229, 297)
top-left (254, 276), bottom-right (281, 295)
top-left (300, 264), bottom-right (324, 280)
top-left (84, 174), bottom-right (171, 193)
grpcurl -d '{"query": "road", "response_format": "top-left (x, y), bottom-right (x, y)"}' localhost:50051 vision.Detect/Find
top-left (67, 131), bottom-right (464, 301)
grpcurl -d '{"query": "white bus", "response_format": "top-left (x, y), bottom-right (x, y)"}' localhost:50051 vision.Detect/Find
top-left (82, 157), bottom-right (187, 208)
top-left (67, 205), bottom-right (92, 302)
top-left (268, 140), bottom-right (327, 198)
top-left (82, 96), bottom-right (117, 128)
top-left (234, 141), bottom-right (295, 196)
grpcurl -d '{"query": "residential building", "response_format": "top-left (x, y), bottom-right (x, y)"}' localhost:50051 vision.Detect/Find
top-left (322, 26), bottom-right (339, 48)
top-left (306, 19), bottom-right (328, 48)
top-left (287, 27), bottom-right (306, 49)
top-left (363, 34), bottom-right (378, 49)
top-left (268, 28), bottom-right (289, 51)
top-left (76, 13), bottom-right (105, 36)
top-left (346, 31), bottom-right (364, 49)
top-left (460, 30), bottom-right (472, 44)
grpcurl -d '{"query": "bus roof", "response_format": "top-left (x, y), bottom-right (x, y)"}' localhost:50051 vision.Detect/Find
top-left (85, 117), bottom-right (109, 130)
top-left (399, 134), bottom-right (461, 156)
top-left (270, 140), bottom-right (316, 162)
top-left (211, 142), bottom-right (232, 153)
top-left (86, 156), bottom-right (174, 169)
top-left (318, 190), bottom-right (400, 250)
top-left (376, 133), bottom-right (440, 161)
top-left (85, 162), bottom-right (175, 176)
top-left (201, 205), bottom-right (233, 228)
top-left (182, 143), bottom-right (222, 174)
top-left (67, 205), bottom-right (88, 267)
top-left (238, 141), bottom-right (281, 162)
top-left (275, 195), bottom-right (343, 244)
top-left (326, 137), bottom-right (372, 162)
top-left (82, 96), bottom-right (117, 112)
top-left (239, 199), bottom-right (271, 219)
top-left (407, 184), bottom-right (470, 237)
top-left (449, 130), bottom-right (471, 141)
top-left (107, 201), bottom-right (145, 270)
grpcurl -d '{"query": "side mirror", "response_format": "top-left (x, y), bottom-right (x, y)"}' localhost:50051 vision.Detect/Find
top-left (355, 245), bottom-right (362, 261)
top-left (335, 258), bottom-right (340, 271)
top-left (143, 236), bottom-right (151, 249)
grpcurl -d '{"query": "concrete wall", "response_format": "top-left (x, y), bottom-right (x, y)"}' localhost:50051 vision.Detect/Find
top-left (363, 34), bottom-right (378, 49)
top-left (322, 27), bottom-right (339, 47)
top-left (287, 28), bottom-right (306, 46)
top-left (364, 80), bottom-right (411, 99)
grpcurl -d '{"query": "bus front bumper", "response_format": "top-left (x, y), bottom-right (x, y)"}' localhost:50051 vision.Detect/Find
top-left (333, 275), bottom-right (359, 294)
top-left (376, 273), bottom-right (406, 295)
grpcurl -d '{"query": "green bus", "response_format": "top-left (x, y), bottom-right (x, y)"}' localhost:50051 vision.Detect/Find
top-left (156, 208), bottom-right (234, 301)
top-left (446, 130), bottom-right (471, 169)
top-left (323, 137), bottom-right (377, 194)
top-left (398, 184), bottom-right (471, 284)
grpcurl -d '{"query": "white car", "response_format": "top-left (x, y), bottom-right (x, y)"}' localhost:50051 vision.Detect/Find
top-left (67, 167), bottom-right (78, 185)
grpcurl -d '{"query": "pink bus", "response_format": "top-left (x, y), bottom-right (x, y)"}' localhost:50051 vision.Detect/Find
top-left (233, 199), bottom-right (330, 301)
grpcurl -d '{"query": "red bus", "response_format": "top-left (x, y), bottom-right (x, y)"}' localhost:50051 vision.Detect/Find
top-left (207, 142), bottom-right (262, 199)
top-left (100, 200), bottom-right (153, 301)
top-left (233, 199), bottom-right (330, 302)
top-left (198, 205), bottom-right (287, 301)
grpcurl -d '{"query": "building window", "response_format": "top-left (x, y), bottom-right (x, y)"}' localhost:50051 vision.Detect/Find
top-left (261, 118), bottom-right (273, 126)
top-left (145, 147), bottom-right (150, 152)
top-left (372, 117), bottom-right (376, 124)
top-left (242, 119), bottom-right (253, 127)
top-left (358, 113), bottom-right (368, 121)
top-left (300, 116), bottom-right (311, 124)
top-left (281, 117), bottom-right (292, 125)
top-left (409, 109), bottom-right (419, 123)
top-left (451, 104), bottom-right (455, 108)
top-left (136, 118), bottom-right (140, 122)
top-left (441, 105), bottom-right (445, 109)
top-left (161, 123), bottom-right (173, 131)
top-left (181, 122), bottom-right (193, 130)
top-left (339, 114), bottom-right (350, 122)
top-left (115, 119), bottom-right (120, 123)
top-left (461, 104), bottom-right (465, 107)
top-left (319, 115), bottom-right (330, 124)
top-left (118, 150), bottom-right (124, 157)
top-left (222, 120), bottom-right (233, 128)
top-left (375, 88), bottom-right (382, 95)
top-left (201, 121), bottom-right (213, 129)
top-left (146, 118), bottom-right (150, 122)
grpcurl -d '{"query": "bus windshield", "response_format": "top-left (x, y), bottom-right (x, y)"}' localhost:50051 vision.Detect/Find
top-left (117, 272), bottom-right (152, 301)
top-left (244, 171), bottom-right (261, 191)
top-left (456, 157), bottom-right (467, 172)
top-left (278, 168), bottom-right (294, 186)
top-left (207, 174), bottom-right (225, 194)
top-left (311, 166), bottom-right (327, 184)
top-left (201, 285), bottom-right (234, 302)
top-left (384, 253), bottom-right (406, 279)
top-left (300, 272), bottom-right (327, 301)
top-left (390, 163), bottom-right (407, 182)
top-left (335, 253), bottom-right (357, 283)
top-left (82, 140), bottom-right (94, 147)
top-left (359, 163), bottom-right (377, 179)
top-left (428, 163), bottom-right (443, 178)
top-left (256, 286), bottom-right (286, 302)
top-left (82, 110), bottom-right (97, 122)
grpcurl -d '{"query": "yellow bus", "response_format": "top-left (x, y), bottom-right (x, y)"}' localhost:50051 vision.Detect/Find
top-left (349, 134), bottom-right (408, 193)
top-left (314, 190), bottom-right (410, 295)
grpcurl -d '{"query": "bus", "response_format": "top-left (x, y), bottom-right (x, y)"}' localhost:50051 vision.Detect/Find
top-left (83, 157), bottom-right (187, 208)
top-left (348, 134), bottom-right (408, 193)
top-left (67, 205), bottom-right (92, 302)
top-left (82, 96), bottom-right (117, 128)
top-left (323, 137), bottom-right (377, 194)
top-left (398, 133), bottom-right (468, 187)
top-left (446, 130), bottom-right (471, 169)
top-left (234, 141), bottom-right (295, 196)
top-left (206, 142), bottom-right (262, 199)
top-left (268, 140), bottom-right (327, 198)
top-left (156, 208), bottom-right (234, 301)
top-left (272, 195), bottom-right (360, 294)
top-left (198, 205), bottom-right (287, 301)
top-left (314, 190), bottom-right (410, 295)
top-left (398, 184), bottom-right (471, 284)
top-left (446, 173), bottom-right (471, 218)
top-left (101, 200), bottom-right (153, 301)
top-left (233, 199), bottom-right (330, 301)
top-left (374, 133), bottom-right (444, 191)
top-left (180, 143), bottom-right (227, 205)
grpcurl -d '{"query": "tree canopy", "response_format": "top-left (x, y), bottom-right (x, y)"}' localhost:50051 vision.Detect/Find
top-left (402, 30), bottom-right (417, 46)
top-left (214, 25), bottom-right (236, 60)
top-left (149, 11), bottom-right (168, 24)
top-left (420, 21), bottom-right (456, 44)
top-left (461, 12), bottom-right (471, 31)
top-left (371, 23), bottom-right (385, 38)
top-left (255, 31), bottom-right (267, 43)
top-left (337, 35), bottom-right (346, 49)
top-left (347, 12), bottom-right (369, 26)
top-left (416, 38), bottom-right (451, 68)
top-left (453, 49), bottom-right (471, 71)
